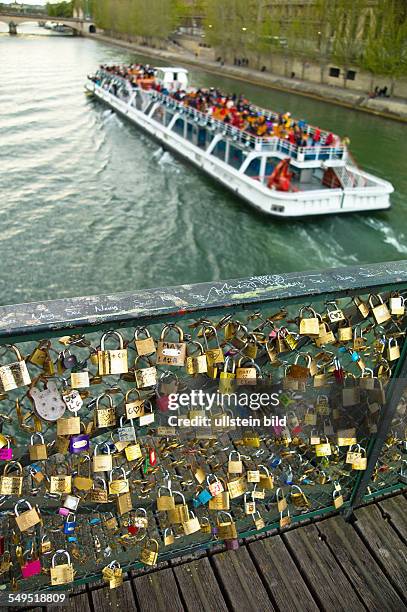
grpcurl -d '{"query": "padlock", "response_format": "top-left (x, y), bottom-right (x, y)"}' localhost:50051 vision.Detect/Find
top-left (28, 433), bottom-right (47, 461)
top-left (324, 418), bottom-right (334, 436)
top-left (253, 511), bottom-right (265, 530)
top-left (138, 400), bottom-right (155, 427)
top-left (315, 394), bottom-right (330, 415)
top-left (70, 370), bottom-right (90, 389)
top-left (304, 408), bottom-right (317, 426)
top-left (60, 494), bottom-right (80, 513)
top-left (108, 467), bottom-right (129, 495)
top-left (28, 340), bottom-right (51, 368)
top-left (0, 461), bottom-right (23, 496)
top-left (134, 327), bottom-right (156, 356)
top-left (157, 486), bottom-right (176, 511)
top-left (315, 437), bottom-right (331, 457)
top-left (369, 294), bottom-right (391, 324)
top-left (353, 326), bottom-right (366, 351)
top-left (310, 429), bottom-right (320, 445)
top-left (342, 376), bottom-right (360, 407)
top-left (185, 341), bottom-right (208, 375)
top-left (299, 306), bottom-right (320, 336)
top-left (95, 394), bottom-right (116, 428)
top-left (217, 511), bottom-right (237, 540)
top-left (29, 380), bottom-right (66, 422)
top-left (258, 465), bottom-right (274, 489)
top-left (63, 512), bottom-right (77, 534)
top-left (244, 492), bottom-right (256, 515)
top-left (182, 510), bottom-right (201, 535)
top-left (103, 512), bottom-right (118, 530)
top-left (156, 324), bottom-right (186, 366)
top-left (193, 485), bottom-right (212, 507)
top-left (90, 477), bottom-right (109, 503)
top-left (337, 317), bottom-right (353, 342)
top-left (228, 451), bottom-right (243, 474)
top-left (353, 296), bottom-right (370, 318)
top-left (279, 508), bottom-right (291, 529)
top-left (200, 517), bottom-right (211, 534)
top-left (14, 499), bottom-right (41, 531)
top-left (93, 443), bottom-right (113, 472)
top-left (206, 474), bottom-right (224, 497)
top-left (140, 539), bottom-right (159, 566)
top-left (290, 485), bottom-right (310, 508)
top-left (73, 456), bottom-right (93, 491)
top-left (208, 490), bottom-right (230, 510)
top-left (387, 338), bottom-right (400, 362)
top-left (97, 331), bottom-right (128, 375)
top-left (167, 491), bottom-right (189, 524)
top-left (50, 550), bottom-right (74, 585)
top-left (0, 345), bottom-right (31, 391)
top-left (117, 415), bottom-right (136, 442)
top-left (236, 358), bottom-right (260, 386)
top-left (333, 490), bottom-right (344, 509)
top-left (164, 527), bottom-right (175, 546)
top-left (336, 428), bottom-right (357, 447)
top-left (389, 295), bottom-right (405, 316)
top-left (103, 560), bottom-right (123, 589)
top-left (194, 466), bottom-right (206, 484)
top-left (0, 438), bottom-right (12, 461)
top-left (124, 439), bottom-right (143, 461)
top-left (247, 469), bottom-right (260, 483)
top-left (360, 368), bottom-right (375, 390)
top-left (69, 422), bottom-right (90, 454)
top-left (134, 507), bottom-right (148, 529)
top-left (288, 353), bottom-right (311, 379)
top-left (134, 356), bottom-right (157, 389)
top-left (346, 443), bottom-right (362, 464)
top-left (21, 556), bottom-right (41, 578)
top-left (368, 377), bottom-right (386, 404)
top-left (326, 301), bottom-right (345, 323)
top-left (125, 388), bottom-right (145, 420)
top-left (315, 322), bottom-right (336, 347)
top-left (227, 475), bottom-right (246, 499)
top-left (352, 447), bottom-right (367, 470)
top-left (202, 325), bottom-right (224, 367)
top-left (40, 534), bottom-right (52, 554)
top-left (57, 414), bottom-right (80, 436)
top-left (242, 433), bottom-right (260, 448)
top-left (219, 356), bottom-right (236, 394)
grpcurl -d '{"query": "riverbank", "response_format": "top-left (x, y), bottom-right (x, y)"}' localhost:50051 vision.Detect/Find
top-left (87, 32), bottom-right (407, 124)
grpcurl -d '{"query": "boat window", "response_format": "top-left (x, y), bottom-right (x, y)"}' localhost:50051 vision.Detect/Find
top-left (229, 145), bottom-right (244, 170)
top-left (172, 118), bottom-right (184, 136)
top-left (164, 111), bottom-right (174, 127)
top-left (245, 158), bottom-right (261, 178)
top-left (173, 72), bottom-right (178, 81)
top-left (151, 106), bottom-right (164, 124)
top-left (186, 122), bottom-right (194, 142)
top-left (211, 140), bottom-right (226, 161)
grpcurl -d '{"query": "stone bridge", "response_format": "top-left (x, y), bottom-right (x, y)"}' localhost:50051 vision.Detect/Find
top-left (0, 9), bottom-right (96, 35)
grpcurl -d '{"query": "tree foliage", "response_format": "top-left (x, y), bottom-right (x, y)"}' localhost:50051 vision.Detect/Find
top-left (46, 1), bottom-right (73, 18)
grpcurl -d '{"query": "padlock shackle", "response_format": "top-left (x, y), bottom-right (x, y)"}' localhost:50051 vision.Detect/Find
top-left (52, 549), bottom-right (71, 567)
top-left (14, 499), bottom-right (32, 515)
top-left (100, 330), bottom-right (124, 350)
top-left (160, 323), bottom-right (184, 342)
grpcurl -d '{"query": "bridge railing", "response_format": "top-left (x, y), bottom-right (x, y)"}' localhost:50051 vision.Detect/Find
top-left (0, 260), bottom-right (405, 589)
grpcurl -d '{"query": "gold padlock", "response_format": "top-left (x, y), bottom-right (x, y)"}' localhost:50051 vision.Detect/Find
top-left (369, 294), bottom-right (391, 325)
top-left (57, 415), bottom-right (80, 436)
top-left (253, 511), bottom-right (265, 530)
top-left (103, 561), bottom-right (123, 589)
top-left (185, 340), bottom-right (208, 375)
top-left (0, 462), bottom-right (23, 496)
top-left (315, 322), bottom-right (336, 347)
top-left (93, 443), bottom-right (113, 472)
top-left (50, 550), bottom-right (74, 586)
top-left (242, 432), bottom-right (260, 448)
top-left (389, 294), bottom-right (405, 316)
top-left (116, 491), bottom-right (132, 515)
top-left (352, 447), bottom-right (367, 470)
top-left (125, 440), bottom-right (142, 461)
top-left (97, 331), bottom-right (128, 375)
top-left (337, 317), bottom-right (353, 342)
top-left (315, 436), bottom-right (331, 457)
top-left (125, 388), bottom-right (145, 419)
top-left (14, 499), bottom-right (41, 531)
top-left (217, 511), bottom-right (237, 540)
top-left (290, 485), bottom-right (310, 508)
top-left (70, 371), bottom-right (90, 389)
top-left (353, 296), bottom-right (370, 318)
top-left (236, 357), bottom-right (258, 386)
top-left (279, 508), bottom-right (291, 529)
top-left (28, 433), bottom-right (47, 461)
top-left (218, 357), bottom-right (236, 394)
top-left (333, 490), bottom-right (344, 509)
top-left (95, 394), bottom-right (116, 428)
top-left (228, 451), bottom-right (243, 474)
top-left (167, 491), bottom-right (189, 524)
top-left (258, 465), bottom-right (274, 490)
top-left (299, 306), bottom-right (320, 336)
top-left (387, 338), bottom-right (400, 362)
top-left (227, 475), bottom-right (246, 499)
top-left (108, 467), bottom-right (129, 495)
top-left (0, 345), bottom-right (31, 392)
top-left (202, 325), bottom-right (224, 367)
top-left (134, 327), bottom-right (156, 356)
top-left (157, 486), bottom-right (175, 511)
top-left (50, 474), bottom-right (72, 494)
top-left (140, 539), bottom-right (159, 566)
top-left (73, 456), bottom-right (93, 491)
top-left (342, 375), bottom-right (360, 407)
top-left (156, 324), bottom-right (186, 366)
top-left (90, 477), bottom-right (109, 503)
top-left (163, 527), bottom-right (175, 546)
top-left (208, 491), bottom-right (230, 510)
top-left (182, 510), bottom-right (201, 535)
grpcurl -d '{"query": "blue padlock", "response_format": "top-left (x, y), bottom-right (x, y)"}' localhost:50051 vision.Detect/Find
top-left (197, 487), bottom-right (212, 505)
top-left (69, 432), bottom-right (90, 454)
top-left (63, 512), bottom-right (77, 534)
top-left (284, 467), bottom-right (294, 485)
top-left (269, 455), bottom-right (281, 469)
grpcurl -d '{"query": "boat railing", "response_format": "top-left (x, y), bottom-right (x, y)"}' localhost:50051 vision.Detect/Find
top-left (93, 71), bottom-right (346, 163)
top-left (248, 102), bottom-right (331, 140)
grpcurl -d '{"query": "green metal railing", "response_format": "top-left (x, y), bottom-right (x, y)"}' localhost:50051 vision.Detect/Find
top-left (0, 260), bottom-right (405, 591)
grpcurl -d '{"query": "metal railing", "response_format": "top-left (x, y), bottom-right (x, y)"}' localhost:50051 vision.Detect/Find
top-left (0, 260), bottom-right (405, 590)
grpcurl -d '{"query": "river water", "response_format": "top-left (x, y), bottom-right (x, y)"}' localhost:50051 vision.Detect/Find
top-left (1, 24), bottom-right (406, 305)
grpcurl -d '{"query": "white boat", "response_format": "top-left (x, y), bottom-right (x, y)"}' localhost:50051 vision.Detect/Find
top-left (86, 67), bottom-right (393, 218)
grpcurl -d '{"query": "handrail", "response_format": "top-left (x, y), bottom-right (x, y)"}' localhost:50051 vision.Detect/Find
top-left (1, 260), bottom-right (407, 344)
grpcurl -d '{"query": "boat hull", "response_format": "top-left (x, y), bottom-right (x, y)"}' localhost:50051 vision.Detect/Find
top-left (88, 82), bottom-right (393, 218)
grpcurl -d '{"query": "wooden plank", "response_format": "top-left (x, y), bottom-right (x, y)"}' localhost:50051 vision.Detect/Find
top-left (212, 547), bottom-right (275, 612)
top-left (283, 524), bottom-right (362, 612)
top-left (91, 581), bottom-right (136, 611)
top-left (53, 592), bottom-right (91, 612)
top-left (354, 504), bottom-right (407, 601)
top-left (173, 557), bottom-right (228, 612)
top-left (249, 536), bottom-right (319, 612)
top-left (318, 516), bottom-right (406, 611)
top-left (379, 495), bottom-right (407, 542)
top-left (132, 568), bottom-right (184, 612)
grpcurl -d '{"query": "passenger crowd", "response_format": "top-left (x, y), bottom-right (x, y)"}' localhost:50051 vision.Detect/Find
top-left (98, 64), bottom-right (340, 147)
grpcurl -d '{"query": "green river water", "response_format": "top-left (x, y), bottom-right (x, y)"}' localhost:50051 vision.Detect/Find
top-left (1, 25), bottom-right (406, 306)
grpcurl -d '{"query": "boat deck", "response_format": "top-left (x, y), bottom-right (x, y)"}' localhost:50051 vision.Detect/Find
top-left (20, 492), bottom-right (407, 611)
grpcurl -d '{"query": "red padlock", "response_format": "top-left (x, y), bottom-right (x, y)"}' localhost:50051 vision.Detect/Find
top-left (128, 524), bottom-right (139, 536)
top-left (149, 448), bottom-right (157, 467)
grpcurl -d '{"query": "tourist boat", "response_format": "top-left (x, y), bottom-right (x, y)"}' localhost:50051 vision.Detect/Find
top-left (86, 66), bottom-right (393, 218)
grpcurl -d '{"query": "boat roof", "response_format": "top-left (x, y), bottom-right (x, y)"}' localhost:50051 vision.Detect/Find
top-left (155, 67), bottom-right (189, 73)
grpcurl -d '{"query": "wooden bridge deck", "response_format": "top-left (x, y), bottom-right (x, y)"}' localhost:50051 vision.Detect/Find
top-left (11, 493), bottom-right (407, 612)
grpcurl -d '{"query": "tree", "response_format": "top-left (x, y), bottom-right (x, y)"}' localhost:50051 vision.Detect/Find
top-left (331, 0), bottom-right (367, 88)
top-left (46, 1), bottom-right (73, 18)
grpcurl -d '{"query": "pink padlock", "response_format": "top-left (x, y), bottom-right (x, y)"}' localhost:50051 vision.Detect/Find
top-left (58, 507), bottom-right (70, 517)
top-left (0, 440), bottom-right (12, 460)
top-left (21, 558), bottom-right (41, 578)
top-left (156, 395), bottom-right (170, 413)
top-left (273, 424), bottom-right (284, 436)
